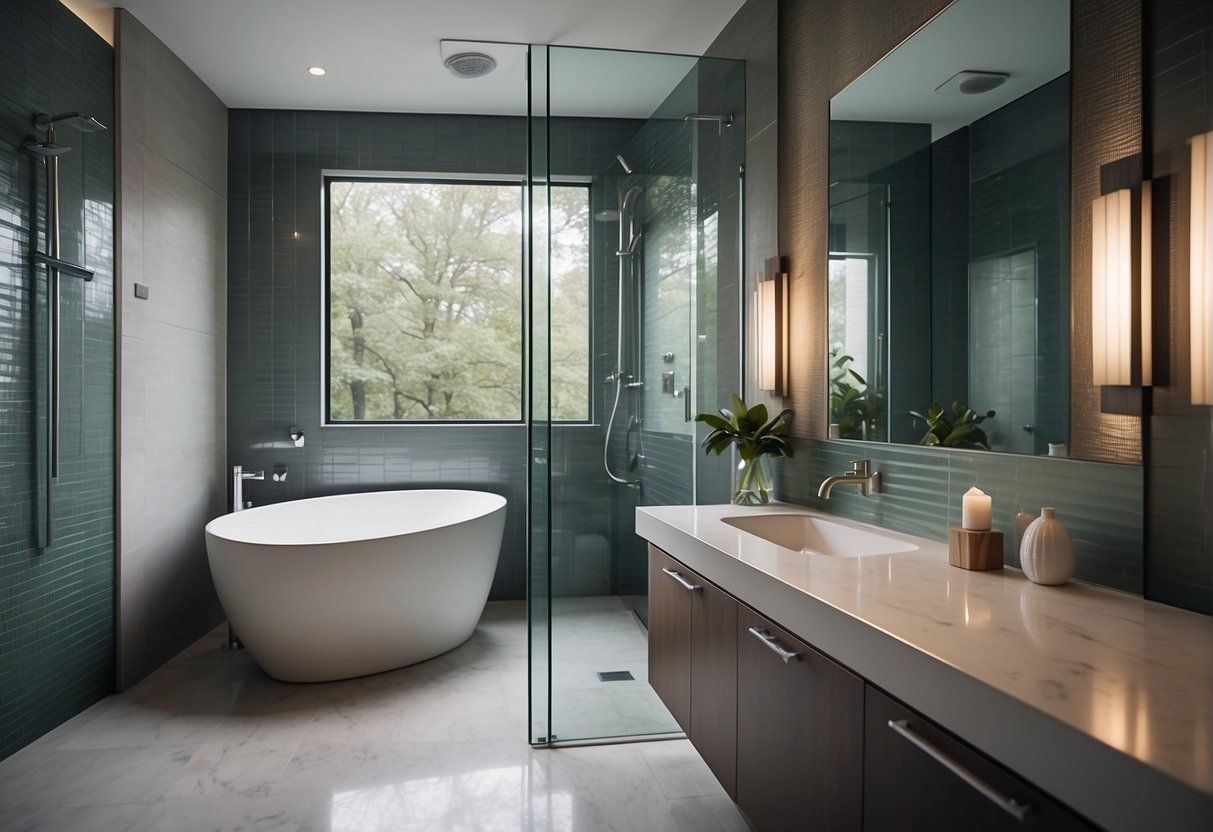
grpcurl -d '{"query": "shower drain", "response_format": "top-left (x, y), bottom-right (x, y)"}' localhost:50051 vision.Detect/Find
top-left (597, 670), bottom-right (635, 682)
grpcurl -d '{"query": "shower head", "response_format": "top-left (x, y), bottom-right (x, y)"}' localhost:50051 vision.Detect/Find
top-left (614, 154), bottom-right (634, 175)
top-left (35, 112), bottom-right (107, 133)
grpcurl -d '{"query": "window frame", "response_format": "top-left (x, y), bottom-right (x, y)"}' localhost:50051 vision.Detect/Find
top-left (545, 179), bottom-right (594, 426)
top-left (321, 172), bottom-right (595, 427)
top-left (322, 172), bottom-right (528, 426)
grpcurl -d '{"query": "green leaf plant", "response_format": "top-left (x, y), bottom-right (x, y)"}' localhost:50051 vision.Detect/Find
top-left (909, 401), bottom-right (996, 450)
top-left (696, 395), bottom-right (794, 504)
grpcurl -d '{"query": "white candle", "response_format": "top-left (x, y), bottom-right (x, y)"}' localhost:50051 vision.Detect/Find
top-left (962, 487), bottom-right (992, 531)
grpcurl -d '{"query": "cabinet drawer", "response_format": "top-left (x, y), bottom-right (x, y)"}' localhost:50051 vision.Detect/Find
top-left (736, 607), bottom-right (864, 831)
top-left (864, 685), bottom-right (1098, 831)
top-left (648, 545), bottom-right (694, 731)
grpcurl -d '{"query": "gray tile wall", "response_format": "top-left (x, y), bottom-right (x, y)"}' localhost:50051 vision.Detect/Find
top-left (777, 440), bottom-right (1144, 593)
top-left (228, 109), bottom-right (643, 601)
top-left (0, 0), bottom-right (116, 759)
top-left (115, 9), bottom-right (228, 689)
top-left (1146, 0), bottom-right (1213, 614)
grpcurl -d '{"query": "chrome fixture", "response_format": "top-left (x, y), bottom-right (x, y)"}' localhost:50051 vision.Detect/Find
top-left (683, 112), bottom-right (734, 134)
top-left (747, 627), bottom-right (800, 663)
top-left (604, 177), bottom-right (645, 486)
top-left (817, 459), bottom-right (882, 499)
top-left (272, 467), bottom-right (288, 483)
top-left (24, 112), bottom-right (107, 548)
top-left (232, 465), bottom-right (264, 513)
top-left (289, 426), bottom-right (305, 447)
top-left (444, 51), bottom-right (497, 78)
top-left (614, 154), bottom-right (634, 175)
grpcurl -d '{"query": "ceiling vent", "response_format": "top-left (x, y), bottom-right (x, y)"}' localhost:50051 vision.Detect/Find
top-left (444, 52), bottom-right (497, 79)
top-left (934, 70), bottom-right (1010, 96)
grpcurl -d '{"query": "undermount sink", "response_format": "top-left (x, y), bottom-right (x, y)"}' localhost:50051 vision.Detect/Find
top-left (722, 513), bottom-right (919, 557)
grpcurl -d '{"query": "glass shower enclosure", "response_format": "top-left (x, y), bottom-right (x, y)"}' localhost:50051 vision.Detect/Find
top-left (528, 45), bottom-right (744, 744)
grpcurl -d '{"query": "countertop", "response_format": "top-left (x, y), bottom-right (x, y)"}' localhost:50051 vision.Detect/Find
top-left (636, 503), bottom-right (1213, 832)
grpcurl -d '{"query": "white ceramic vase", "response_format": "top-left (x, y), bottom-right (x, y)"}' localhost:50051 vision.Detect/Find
top-left (1019, 507), bottom-right (1075, 585)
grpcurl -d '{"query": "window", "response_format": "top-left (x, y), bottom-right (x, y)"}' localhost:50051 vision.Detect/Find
top-left (325, 177), bottom-right (591, 423)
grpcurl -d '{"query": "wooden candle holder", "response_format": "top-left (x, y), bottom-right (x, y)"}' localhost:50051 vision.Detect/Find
top-left (948, 527), bottom-right (1004, 571)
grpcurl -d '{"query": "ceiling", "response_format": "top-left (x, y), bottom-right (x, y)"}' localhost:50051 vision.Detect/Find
top-left (68, 0), bottom-right (744, 118)
top-left (829, 0), bottom-right (1070, 139)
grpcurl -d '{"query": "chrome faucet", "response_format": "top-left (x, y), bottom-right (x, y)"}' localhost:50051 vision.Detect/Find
top-left (232, 465), bottom-right (264, 513)
top-left (818, 459), bottom-right (882, 499)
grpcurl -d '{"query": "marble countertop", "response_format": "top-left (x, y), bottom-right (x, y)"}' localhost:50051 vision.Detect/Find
top-left (636, 503), bottom-right (1213, 831)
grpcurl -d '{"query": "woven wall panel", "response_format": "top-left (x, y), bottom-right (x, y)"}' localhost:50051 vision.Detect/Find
top-left (1070, 0), bottom-right (1144, 463)
top-left (777, 0), bottom-right (1144, 465)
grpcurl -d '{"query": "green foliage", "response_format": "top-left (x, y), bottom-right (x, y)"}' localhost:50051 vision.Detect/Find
top-left (695, 395), bottom-right (794, 463)
top-left (829, 348), bottom-right (884, 440)
top-left (909, 401), bottom-right (996, 450)
top-left (328, 181), bottom-right (589, 421)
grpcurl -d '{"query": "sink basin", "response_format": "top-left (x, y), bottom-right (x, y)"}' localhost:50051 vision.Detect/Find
top-left (722, 514), bottom-right (919, 557)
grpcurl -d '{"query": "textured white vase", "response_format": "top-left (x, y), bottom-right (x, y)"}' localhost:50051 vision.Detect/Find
top-left (1019, 507), bottom-right (1075, 585)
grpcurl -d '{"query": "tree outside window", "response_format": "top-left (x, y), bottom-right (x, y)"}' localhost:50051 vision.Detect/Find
top-left (327, 178), bottom-right (590, 423)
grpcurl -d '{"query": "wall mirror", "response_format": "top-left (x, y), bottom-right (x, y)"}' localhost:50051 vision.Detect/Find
top-left (828, 0), bottom-right (1071, 455)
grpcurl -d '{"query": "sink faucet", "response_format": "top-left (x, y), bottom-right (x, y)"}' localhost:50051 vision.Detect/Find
top-left (232, 465), bottom-right (264, 513)
top-left (818, 459), bottom-right (882, 499)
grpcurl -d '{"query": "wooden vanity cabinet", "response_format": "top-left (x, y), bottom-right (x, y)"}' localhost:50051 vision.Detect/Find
top-left (647, 545), bottom-right (739, 796)
top-left (864, 686), bottom-right (1098, 832)
top-left (736, 606), bottom-right (864, 832)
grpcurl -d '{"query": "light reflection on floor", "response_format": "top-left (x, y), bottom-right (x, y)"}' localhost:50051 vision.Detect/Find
top-left (0, 600), bottom-right (747, 831)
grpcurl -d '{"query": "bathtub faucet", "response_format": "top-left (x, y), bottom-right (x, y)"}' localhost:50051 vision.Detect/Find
top-left (232, 465), bottom-right (264, 514)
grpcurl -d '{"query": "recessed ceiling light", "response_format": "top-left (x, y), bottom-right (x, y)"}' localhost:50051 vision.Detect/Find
top-left (307, 66), bottom-right (327, 77)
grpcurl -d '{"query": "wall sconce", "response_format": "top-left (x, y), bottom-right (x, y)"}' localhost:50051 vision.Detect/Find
top-left (1191, 131), bottom-right (1212, 405)
top-left (1091, 182), bottom-right (1152, 396)
top-left (756, 257), bottom-right (788, 396)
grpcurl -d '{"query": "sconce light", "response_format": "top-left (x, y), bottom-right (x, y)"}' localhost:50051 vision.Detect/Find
top-left (755, 264), bottom-right (788, 396)
top-left (1191, 131), bottom-right (1212, 405)
top-left (1091, 184), bottom-right (1151, 390)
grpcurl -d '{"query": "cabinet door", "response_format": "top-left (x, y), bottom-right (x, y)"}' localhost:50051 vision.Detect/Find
top-left (690, 578), bottom-right (738, 798)
top-left (864, 685), bottom-right (1098, 832)
top-left (736, 607), bottom-right (864, 832)
top-left (647, 545), bottom-right (693, 731)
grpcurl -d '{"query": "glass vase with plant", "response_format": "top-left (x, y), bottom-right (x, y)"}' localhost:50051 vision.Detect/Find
top-left (696, 395), bottom-right (794, 505)
top-left (829, 347), bottom-right (884, 440)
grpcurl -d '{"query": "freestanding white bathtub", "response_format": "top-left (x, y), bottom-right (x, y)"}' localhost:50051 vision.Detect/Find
top-left (204, 489), bottom-right (507, 683)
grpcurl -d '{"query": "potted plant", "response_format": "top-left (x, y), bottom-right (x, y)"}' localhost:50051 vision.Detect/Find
top-left (829, 348), bottom-right (884, 440)
top-left (696, 395), bottom-right (794, 505)
top-left (909, 401), bottom-right (996, 450)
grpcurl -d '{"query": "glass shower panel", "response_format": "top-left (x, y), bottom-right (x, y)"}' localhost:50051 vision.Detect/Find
top-left (529, 44), bottom-right (744, 744)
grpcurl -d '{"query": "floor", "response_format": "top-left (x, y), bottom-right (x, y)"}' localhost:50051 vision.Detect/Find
top-left (0, 600), bottom-right (748, 832)
top-left (547, 596), bottom-right (681, 741)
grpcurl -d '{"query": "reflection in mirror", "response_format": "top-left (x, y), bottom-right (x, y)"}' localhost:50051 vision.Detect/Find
top-left (828, 0), bottom-right (1070, 455)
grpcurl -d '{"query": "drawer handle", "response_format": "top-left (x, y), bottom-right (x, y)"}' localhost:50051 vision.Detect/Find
top-left (747, 626), bottom-right (800, 663)
top-left (888, 719), bottom-right (1030, 822)
top-left (661, 567), bottom-right (701, 592)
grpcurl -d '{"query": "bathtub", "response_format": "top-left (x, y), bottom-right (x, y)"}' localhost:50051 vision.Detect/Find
top-left (204, 489), bottom-right (507, 683)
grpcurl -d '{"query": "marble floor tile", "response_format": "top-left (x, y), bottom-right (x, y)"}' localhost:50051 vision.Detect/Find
top-left (640, 740), bottom-right (728, 799)
top-left (1, 599), bottom-right (737, 831)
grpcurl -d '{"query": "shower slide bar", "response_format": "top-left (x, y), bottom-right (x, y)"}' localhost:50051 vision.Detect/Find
top-left (24, 112), bottom-right (106, 548)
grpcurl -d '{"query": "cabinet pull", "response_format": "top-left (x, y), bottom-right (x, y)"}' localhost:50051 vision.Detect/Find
top-left (661, 567), bottom-right (701, 592)
top-left (747, 626), bottom-right (800, 663)
top-left (888, 719), bottom-right (1030, 822)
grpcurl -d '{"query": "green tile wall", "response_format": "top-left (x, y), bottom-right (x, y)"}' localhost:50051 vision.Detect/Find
top-left (777, 439), bottom-right (1144, 593)
top-left (0, 0), bottom-right (116, 760)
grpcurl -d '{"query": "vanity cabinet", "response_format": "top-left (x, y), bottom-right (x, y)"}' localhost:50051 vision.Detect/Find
top-left (736, 606), bottom-right (864, 831)
top-left (647, 544), bottom-right (738, 796)
top-left (864, 686), bottom-right (1097, 832)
